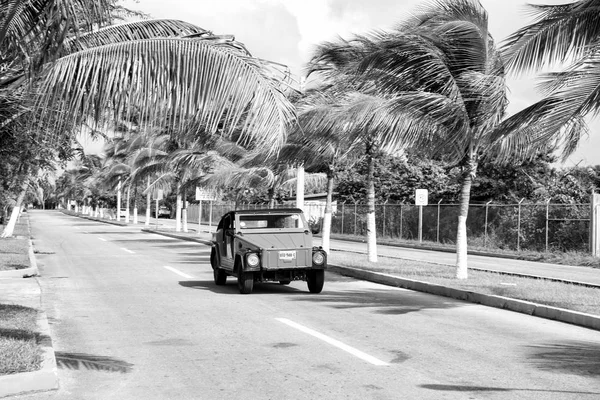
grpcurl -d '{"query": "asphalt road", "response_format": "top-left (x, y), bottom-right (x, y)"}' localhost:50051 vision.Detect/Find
top-left (18, 211), bottom-right (600, 399)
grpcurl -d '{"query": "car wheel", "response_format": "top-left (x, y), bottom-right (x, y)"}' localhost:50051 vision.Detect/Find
top-left (237, 269), bottom-right (254, 294)
top-left (211, 249), bottom-right (227, 285)
top-left (279, 280), bottom-right (291, 285)
top-left (306, 270), bottom-right (324, 293)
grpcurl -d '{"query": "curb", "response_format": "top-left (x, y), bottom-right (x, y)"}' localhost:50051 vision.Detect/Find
top-left (59, 210), bottom-right (127, 227)
top-left (0, 310), bottom-right (59, 398)
top-left (327, 264), bottom-right (600, 332)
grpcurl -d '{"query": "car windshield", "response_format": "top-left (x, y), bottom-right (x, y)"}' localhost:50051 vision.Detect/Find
top-left (238, 213), bottom-right (304, 230)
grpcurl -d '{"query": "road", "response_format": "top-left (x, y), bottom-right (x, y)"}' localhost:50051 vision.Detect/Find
top-left (18, 211), bottom-right (600, 399)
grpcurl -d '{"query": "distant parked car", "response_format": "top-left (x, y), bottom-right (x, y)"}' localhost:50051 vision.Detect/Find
top-left (156, 206), bottom-right (171, 218)
top-left (210, 208), bottom-right (327, 294)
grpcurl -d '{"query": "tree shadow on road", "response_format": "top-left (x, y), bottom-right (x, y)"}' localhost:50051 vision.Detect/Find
top-left (526, 340), bottom-right (600, 377)
top-left (420, 383), bottom-right (599, 396)
top-left (291, 285), bottom-right (465, 315)
top-left (55, 352), bottom-right (133, 373)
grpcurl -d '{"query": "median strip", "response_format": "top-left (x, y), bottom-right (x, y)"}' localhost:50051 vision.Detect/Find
top-left (276, 318), bottom-right (388, 366)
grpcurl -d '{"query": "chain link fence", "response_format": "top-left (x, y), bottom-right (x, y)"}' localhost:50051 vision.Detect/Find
top-left (187, 201), bottom-right (591, 253)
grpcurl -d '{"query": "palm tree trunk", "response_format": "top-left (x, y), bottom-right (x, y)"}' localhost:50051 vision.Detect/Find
top-left (145, 177), bottom-right (151, 226)
top-left (321, 172), bottom-right (335, 254)
top-left (133, 184), bottom-right (138, 224)
top-left (116, 178), bottom-right (122, 221)
top-left (1, 177), bottom-right (29, 238)
top-left (182, 188), bottom-right (188, 232)
top-left (176, 182), bottom-right (182, 232)
top-left (125, 184), bottom-right (131, 223)
top-left (268, 187), bottom-right (276, 208)
top-left (366, 148), bottom-right (377, 263)
top-left (455, 158), bottom-right (477, 279)
top-left (296, 164), bottom-right (305, 211)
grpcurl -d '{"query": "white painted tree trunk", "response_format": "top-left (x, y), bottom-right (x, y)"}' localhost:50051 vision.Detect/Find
top-left (176, 185), bottom-right (182, 232)
top-left (321, 174), bottom-right (335, 254)
top-left (116, 179), bottom-right (122, 221)
top-left (456, 215), bottom-right (468, 279)
top-left (455, 156), bottom-right (476, 280)
top-left (296, 164), bottom-right (305, 212)
top-left (145, 177), bottom-right (151, 226)
top-left (182, 188), bottom-right (188, 232)
top-left (366, 153), bottom-right (377, 263)
top-left (1, 178), bottom-right (29, 238)
top-left (125, 185), bottom-right (131, 223)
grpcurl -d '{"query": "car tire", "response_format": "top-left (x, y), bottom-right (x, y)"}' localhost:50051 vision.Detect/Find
top-left (306, 270), bottom-right (324, 293)
top-left (238, 269), bottom-right (254, 294)
top-left (279, 280), bottom-right (291, 285)
top-left (211, 249), bottom-right (227, 285)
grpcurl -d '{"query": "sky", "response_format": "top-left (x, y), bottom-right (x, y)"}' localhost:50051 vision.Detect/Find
top-left (117, 0), bottom-right (600, 167)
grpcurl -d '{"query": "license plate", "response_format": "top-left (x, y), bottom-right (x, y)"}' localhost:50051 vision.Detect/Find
top-left (278, 251), bottom-right (296, 261)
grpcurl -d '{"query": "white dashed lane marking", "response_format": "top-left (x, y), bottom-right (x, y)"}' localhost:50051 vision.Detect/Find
top-left (163, 266), bottom-right (194, 279)
top-left (98, 238), bottom-right (107, 242)
top-left (276, 318), bottom-right (389, 366)
top-left (120, 248), bottom-right (135, 254)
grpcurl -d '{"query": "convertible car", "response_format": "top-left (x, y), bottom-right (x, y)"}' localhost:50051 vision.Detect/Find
top-left (210, 208), bottom-right (327, 294)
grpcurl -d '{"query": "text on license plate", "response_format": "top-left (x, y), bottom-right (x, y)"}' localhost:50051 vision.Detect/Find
top-left (279, 251), bottom-right (296, 260)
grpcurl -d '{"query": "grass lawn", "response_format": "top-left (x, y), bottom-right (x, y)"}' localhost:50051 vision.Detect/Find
top-left (330, 251), bottom-right (600, 316)
top-left (0, 304), bottom-right (43, 375)
top-left (0, 214), bottom-right (43, 376)
top-left (0, 216), bottom-right (30, 271)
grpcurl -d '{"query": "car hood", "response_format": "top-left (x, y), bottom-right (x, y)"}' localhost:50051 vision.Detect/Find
top-left (237, 232), bottom-right (312, 250)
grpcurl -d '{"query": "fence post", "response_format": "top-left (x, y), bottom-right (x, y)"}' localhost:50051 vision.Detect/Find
top-left (517, 198), bottom-right (525, 251)
top-left (341, 202), bottom-right (345, 235)
top-left (484, 200), bottom-right (492, 247)
top-left (591, 192), bottom-right (600, 257)
top-left (354, 202), bottom-right (358, 236)
top-left (436, 199), bottom-right (442, 243)
top-left (383, 200), bottom-right (388, 238)
top-left (399, 203), bottom-right (403, 240)
top-left (545, 198), bottom-right (551, 252)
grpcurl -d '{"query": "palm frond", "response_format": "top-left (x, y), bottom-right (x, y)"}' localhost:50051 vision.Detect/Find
top-left (35, 37), bottom-right (295, 155)
top-left (501, 0), bottom-right (600, 74)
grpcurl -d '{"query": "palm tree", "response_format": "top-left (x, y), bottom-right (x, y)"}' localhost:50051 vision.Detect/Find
top-left (1, 0), bottom-right (296, 235)
top-left (304, 0), bottom-right (578, 277)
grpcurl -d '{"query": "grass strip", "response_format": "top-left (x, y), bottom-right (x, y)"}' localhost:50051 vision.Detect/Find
top-left (330, 252), bottom-right (600, 316)
top-left (0, 304), bottom-right (43, 375)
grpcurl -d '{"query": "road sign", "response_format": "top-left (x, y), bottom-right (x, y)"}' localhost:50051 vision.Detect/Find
top-left (415, 189), bottom-right (428, 206)
top-left (152, 189), bottom-right (163, 201)
top-left (196, 187), bottom-right (216, 201)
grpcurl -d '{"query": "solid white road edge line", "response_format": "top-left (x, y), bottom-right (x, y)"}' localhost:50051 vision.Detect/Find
top-left (120, 248), bottom-right (135, 254)
top-left (276, 318), bottom-right (388, 366)
top-left (163, 266), bottom-right (194, 279)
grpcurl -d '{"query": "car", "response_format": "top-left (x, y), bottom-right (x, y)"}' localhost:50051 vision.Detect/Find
top-left (156, 206), bottom-right (170, 218)
top-left (210, 208), bottom-right (327, 294)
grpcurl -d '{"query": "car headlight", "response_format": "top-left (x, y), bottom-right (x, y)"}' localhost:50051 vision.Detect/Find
top-left (246, 253), bottom-right (260, 267)
top-left (312, 251), bottom-right (325, 265)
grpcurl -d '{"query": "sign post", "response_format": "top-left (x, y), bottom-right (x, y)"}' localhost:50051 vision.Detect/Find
top-left (196, 187), bottom-right (216, 234)
top-left (591, 192), bottom-right (600, 257)
top-left (415, 189), bottom-right (428, 243)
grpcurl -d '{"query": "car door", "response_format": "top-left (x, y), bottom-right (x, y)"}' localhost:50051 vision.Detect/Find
top-left (221, 214), bottom-right (235, 269)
